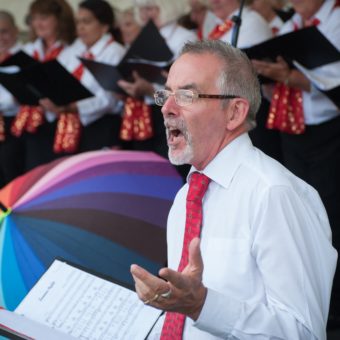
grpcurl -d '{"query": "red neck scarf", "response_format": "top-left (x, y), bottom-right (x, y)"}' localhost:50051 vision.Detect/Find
top-left (208, 19), bottom-right (234, 40)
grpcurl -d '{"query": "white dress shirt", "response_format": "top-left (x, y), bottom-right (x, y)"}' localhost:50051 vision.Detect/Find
top-left (0, 43), bottom-right (21, 116)
top-left (279, 0), bottom-right (340, 125)
top-left (150, 133), bottom-right (337, 339)
top-left (57, 34), bottom-right (126, 126)
top-left (203, 7), bottom-right (272, 48)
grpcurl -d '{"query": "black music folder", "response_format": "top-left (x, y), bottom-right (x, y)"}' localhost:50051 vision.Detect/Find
top-left (80, 57), bottom-right (169, 93)
top-left (0, 50), bottom-right (38, 68)
top-left (0, 59), bottom-right (93, 106)
top-left (122, 19), bottom-right (173, 64)
top-left (79, 58), bottom-right (124, 93)
top-left (244, 26), bottom-right (340, 69)
top-left (80, 20), bottom-right (173, 92)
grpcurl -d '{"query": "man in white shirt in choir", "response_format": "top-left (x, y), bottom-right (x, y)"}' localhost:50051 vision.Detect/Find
top-left (130, 39), bottom-right (337, 339)
top-left (0, 11), bottom-right (25, 187)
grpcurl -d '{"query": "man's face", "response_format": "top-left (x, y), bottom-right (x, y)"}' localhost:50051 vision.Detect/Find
top-left (290, 0), bottom-right (324, 20)
top-left (0, 19), bottom-right (18, 54)
top-left (161, 53), bottom-right (231, 170)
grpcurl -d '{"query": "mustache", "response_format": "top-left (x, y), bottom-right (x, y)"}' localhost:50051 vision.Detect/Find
top-left (164, 117), bottom-right (186, 130)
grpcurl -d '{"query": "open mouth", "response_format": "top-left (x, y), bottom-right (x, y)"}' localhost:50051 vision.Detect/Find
top-left (167, 127), bottom-right (184, 145)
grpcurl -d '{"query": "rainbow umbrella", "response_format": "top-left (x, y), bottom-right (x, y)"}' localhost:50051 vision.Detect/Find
top-left (0, 150), bottom-right (182, 310)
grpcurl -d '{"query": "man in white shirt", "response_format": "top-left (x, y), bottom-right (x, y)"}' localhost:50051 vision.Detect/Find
top-left (130, 39), bottom-right (337, 339)
top-left (251, 0), bottom-right (340, 326)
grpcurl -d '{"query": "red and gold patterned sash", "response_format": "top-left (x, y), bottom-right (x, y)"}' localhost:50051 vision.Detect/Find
top-left (267, 18), bottom-right (321, 134)
top-left (208, 19), bottom-right (234, 40)
top-left (120, 97), bottom-right (153, 141)
top-left (53, 51), bottom-right (95, 154)
top-left (53, 112), bottom-right (81, 153)
top-left (11, 44), bottom-right (64, 138)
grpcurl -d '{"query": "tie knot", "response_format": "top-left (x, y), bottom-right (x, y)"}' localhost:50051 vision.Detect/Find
top-left (187, 172), bottom-right (210, 202)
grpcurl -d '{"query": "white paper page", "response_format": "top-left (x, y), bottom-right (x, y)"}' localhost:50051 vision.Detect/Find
top-left (15, 260), bottom-right (162, 340)
top-left (0, 66), bottom-right (20, 74)
top-left (0, 308), bottom-right (75, 340)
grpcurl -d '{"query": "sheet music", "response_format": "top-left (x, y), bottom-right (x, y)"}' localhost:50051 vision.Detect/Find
top-left (15, 260), bottom-right (162, 340)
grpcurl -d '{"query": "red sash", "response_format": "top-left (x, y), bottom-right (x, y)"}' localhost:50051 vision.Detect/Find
top-left (11, 44), bottom-right (64, 138)
top-left (118, 46), bottom-right (153, 141)
top-left (53, 52), bottom-right (94, 154)
top-left (267, 18), bottom-right (320, 134)
top-left (120, 97), bottom-right (153, 141)
top-left (208, 19), bottom-right (234, 40)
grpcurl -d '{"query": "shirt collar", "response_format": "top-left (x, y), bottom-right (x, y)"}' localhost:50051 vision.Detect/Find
top-left (188, 133), bottom-right (253, 189)
top-left (292, 0), bottom-right (335, 27)
top-left (87, 33), bottom-right (112, 57)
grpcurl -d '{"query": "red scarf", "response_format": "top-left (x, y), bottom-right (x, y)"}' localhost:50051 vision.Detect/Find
top-left (119, 97), bottom-right (153, 141)
top-left (208, 19), bottom-right (234, 40)
top-left (118, 46), bottom-right (153, 141)
top-left (53, 50), bottom-right (97, 154)
top-left (11, 44), bottom-right (64, 138)
top-left (267, 18), bottom-right (320, 134)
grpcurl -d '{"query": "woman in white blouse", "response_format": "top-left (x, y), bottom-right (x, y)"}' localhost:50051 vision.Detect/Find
top-left (40, 0), bottom-right (126, 154)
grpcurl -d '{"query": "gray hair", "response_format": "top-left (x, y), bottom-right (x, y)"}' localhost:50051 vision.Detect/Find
top-left (180, 39), bottom-right (261, 130)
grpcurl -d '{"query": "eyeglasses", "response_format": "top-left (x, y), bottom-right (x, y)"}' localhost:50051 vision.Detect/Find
top-left (154, 89), bottom-right (239, 107)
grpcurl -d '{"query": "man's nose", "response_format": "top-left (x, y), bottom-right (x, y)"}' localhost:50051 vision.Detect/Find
top-left (161, 95), bottom-right (178, 117)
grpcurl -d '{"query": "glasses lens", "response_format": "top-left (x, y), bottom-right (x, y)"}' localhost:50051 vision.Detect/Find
top-left (176, 90), bottom-right (194, 106)
top-left (154, 90), bottom-right (168, 106)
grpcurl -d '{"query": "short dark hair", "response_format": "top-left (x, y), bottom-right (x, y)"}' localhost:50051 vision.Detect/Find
top-left (79, 0), bottom-right (116, 29)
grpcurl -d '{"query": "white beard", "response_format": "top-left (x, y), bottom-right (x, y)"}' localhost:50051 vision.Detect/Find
top-left (165, 117), bottom-right (194, 165)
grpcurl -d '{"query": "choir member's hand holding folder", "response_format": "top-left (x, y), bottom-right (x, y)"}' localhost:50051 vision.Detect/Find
top-left (80, 20), bottom-right (174, 94)
top-left (0, 259), bottom-right (162, 340)
top-left (0, 51), bottom-right (93, 106)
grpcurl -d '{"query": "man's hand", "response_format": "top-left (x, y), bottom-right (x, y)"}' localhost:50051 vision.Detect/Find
top-left (117, 71), bottom-right (154, 98)
top-left (130, 238), bottom-right (207, 321)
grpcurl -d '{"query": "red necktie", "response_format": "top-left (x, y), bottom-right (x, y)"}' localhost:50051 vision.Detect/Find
top-left (160, 172), bottom-right (210, 340)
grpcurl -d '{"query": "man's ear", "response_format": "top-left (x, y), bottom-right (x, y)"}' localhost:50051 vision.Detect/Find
top-left (225, 98), bottom-right (249, 130)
